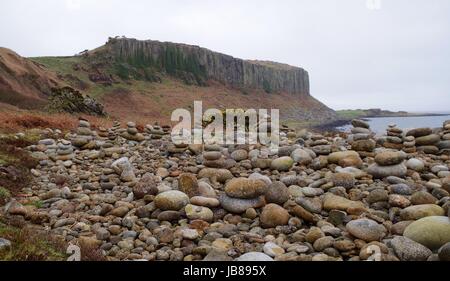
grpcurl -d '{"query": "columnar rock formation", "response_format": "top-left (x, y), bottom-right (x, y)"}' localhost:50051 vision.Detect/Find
top-left (105, 37), bottom-right (310, 95)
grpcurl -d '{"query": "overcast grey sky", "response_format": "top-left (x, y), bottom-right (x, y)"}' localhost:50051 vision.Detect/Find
top-left (1, 0), bottom-right (449, 112)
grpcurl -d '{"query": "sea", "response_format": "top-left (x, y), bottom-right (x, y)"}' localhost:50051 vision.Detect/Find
top-left (336, 114), bottom-right (450, 134)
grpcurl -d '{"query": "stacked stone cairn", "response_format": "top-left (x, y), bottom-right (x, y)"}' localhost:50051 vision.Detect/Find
top-left (121, 122), bottom-right (144, 142)
top-left (437, 121), bottom-right (450, 155)
top-left (383, 124), bottom-right (405, 150)
top-left (403, 135), bottom-right (416, 154)
top-left (98, 127), bottom-right (109, 138)
top-left (108, 121), bottom-right (121, 141)
top-left (368, 149), bottom-right (407, 179)
top-left (202, 144), bottom-right (226, 169)
top-left (406, 127), bottom-right (440, 155)
top-left (350, 119), bottom-right (376, 158)
top-left (147, 122), bottom-right (166, 140)
top-left (71, 118), bottom-right (95, 150)
top-left (54, 139), bottom-right (75, 163)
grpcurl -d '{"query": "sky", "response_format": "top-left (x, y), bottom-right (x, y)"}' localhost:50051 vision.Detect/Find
top-left (1, 0), bottom-right (449, 112)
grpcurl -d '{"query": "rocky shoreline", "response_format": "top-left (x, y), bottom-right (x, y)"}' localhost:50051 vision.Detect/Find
top-left (1, 118), bottom-right (450, 261)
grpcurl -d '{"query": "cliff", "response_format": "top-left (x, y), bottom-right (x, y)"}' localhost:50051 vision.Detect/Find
top-left (98, 37), bottom-right (310, 95)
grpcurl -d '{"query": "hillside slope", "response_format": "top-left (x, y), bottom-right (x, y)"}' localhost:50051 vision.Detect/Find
top-left (0, 47), bottom-right (63, 109)
top-left (2, 38), bottom-right (337, 124)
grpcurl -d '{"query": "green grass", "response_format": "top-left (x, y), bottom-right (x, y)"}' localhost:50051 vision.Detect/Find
top-left (25, 200), bottom-right (44, 209)
top-left (0, 187), bottom-right (11, 201)
top-left (30, 56), bottom-right (83, 76)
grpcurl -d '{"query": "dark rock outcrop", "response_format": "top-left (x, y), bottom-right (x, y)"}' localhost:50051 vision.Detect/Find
top-left (46, 87), bottom-right (106, 116)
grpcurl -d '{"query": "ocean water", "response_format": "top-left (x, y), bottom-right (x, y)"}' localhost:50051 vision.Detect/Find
top-left (337, 115), bottom-right (450, 134)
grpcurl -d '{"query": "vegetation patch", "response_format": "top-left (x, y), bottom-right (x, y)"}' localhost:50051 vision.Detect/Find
top-left (0, 222), bottom-right (67, 261)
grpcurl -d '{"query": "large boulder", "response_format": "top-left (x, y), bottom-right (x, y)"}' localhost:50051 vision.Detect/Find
top-left (404, 216), bottom-right (450, 250)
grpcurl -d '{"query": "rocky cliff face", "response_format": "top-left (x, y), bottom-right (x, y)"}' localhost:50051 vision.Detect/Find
top-left (104, 38), bottom-right (310, 95)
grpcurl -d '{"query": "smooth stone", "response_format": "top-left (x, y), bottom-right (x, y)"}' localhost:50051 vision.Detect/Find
top-left (351, 119), bottom-right (370, 129)
top-left (190, 196), bottom-right (220, 208)
top-left (108, 206), bottom-right (129, 217)
top-left (203, 151), bottom-right (222, 161)
top-left (296, 197), bottom-right (322, 214)
top-left (265, 181), bottom-right (289, 205)
top-left (157, 211), bottom-right (181, 221)
top-left (224, 178), bottom-right (268, 199)
top-left (178, 173), bottom-right (199, 198)
top-left (231, 149), bottom-right (248, 161)
top-left (198, 168), bottom-right (233, 183)
top-left (311, 145), bottom-right (332, 155)
top-left (410, 191), bottom-right (437, 205)
top-left (367, 163), bottom-right (407, 179)
top-left (248, 173), bottom-right (272, 186)
top-left (351, 127), bottom-right (371, 134)
top-left (437, 140), bottom-right (450, 150)
top-left (291, 148), bottom-right (313, 165)
top-left (352, 139), bottom-right (376, 152)
top-left (270, 156), bottom-right (294, 172)
top-left (331, 173), bottom-right (355, 189)
top-left (400, 204), bottom-right (445, 220)
top-left (219, 194), bottom-right (265, 214)
top-left (185, 204), bottom-right (213, 222)
top-left (203, 249), bottom-right (233, 261)
top-left (404, 216), bottom-right (450, 250)
top-left (367, 189), bottom-right (389, 203)
top-left (235, 252), bottom-right (273, 261)
top-left (335, 167), bottom-right (365, 178)
top-left (406, 158), bottom-right (425, 172)
top-left (417, 146), bottom-right (439, 154)
top-left (154, 190), bottom-right (190, 211)
top-left (323, 193), bottom-right (366, 212)
top-left (346, 219), bottom-right (386, 242)
top-left (263, 242), bottom-right (285, 257)
top-left (328, 151), bottom-right (360, 164)
top-left (389, 183), bottom-right (412, 195)
top-left (415, 134), bottom-right (440, 146)
top-left (438, 242), bottom-right (450, 261)
top-left (374, 151), bottom-right (406, 166)
top-left (313, 236), bottom-right (334, 251)
top-left (260, 204), bottom-right (290, 228)
top-left (406, 128), bottom-right (432, 138)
